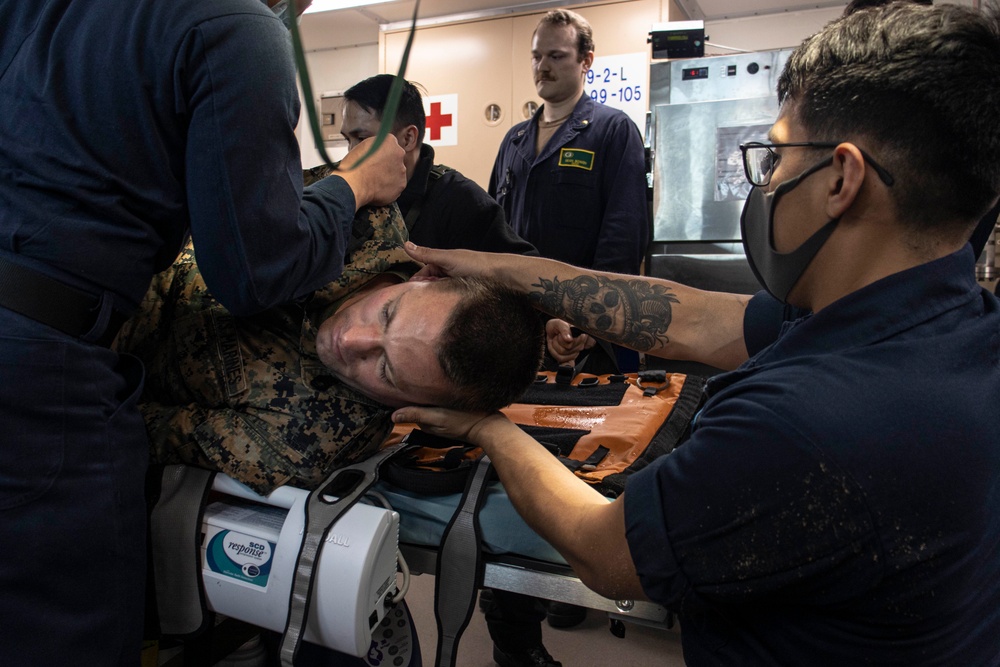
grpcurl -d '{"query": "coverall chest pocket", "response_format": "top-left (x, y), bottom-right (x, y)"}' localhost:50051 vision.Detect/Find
top-left (545, 168), bottom-right (600, 230)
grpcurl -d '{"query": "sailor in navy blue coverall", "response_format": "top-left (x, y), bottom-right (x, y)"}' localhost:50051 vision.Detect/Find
top-left (489, 94), bottom-right (648, 275)
top-left (0, 1), bottom-right (404, 664)
top-left (488, 8), bottom-right (647, 278)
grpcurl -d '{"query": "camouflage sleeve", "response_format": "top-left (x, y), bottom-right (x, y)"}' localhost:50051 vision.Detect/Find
top-left (344, 202), bottom-right (412, 260)
top-left (141, 397), bottom-right (393, 496)
top-left (303, 164), bottom-right (337, 187)
top-left (310, 204), bottom-right (420, 308)
top-left (115, 240), bottom-right (208, 359)
top-left (140, 401), bottom-right (301, 494)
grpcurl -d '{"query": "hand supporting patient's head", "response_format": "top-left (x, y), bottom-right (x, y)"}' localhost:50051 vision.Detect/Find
top-left (316, 275), bottom-right (544, 411)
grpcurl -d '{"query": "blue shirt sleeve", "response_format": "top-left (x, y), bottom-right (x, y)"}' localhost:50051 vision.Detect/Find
top-left (179, 13), bottom-right (354, 316)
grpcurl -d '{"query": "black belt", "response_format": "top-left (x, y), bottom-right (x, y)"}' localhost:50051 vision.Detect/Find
top-left (0, 256), bottom-right (127, 347)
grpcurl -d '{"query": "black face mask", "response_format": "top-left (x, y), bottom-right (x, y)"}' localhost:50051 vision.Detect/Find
top-left (740, 156), bottom-right (840, 304)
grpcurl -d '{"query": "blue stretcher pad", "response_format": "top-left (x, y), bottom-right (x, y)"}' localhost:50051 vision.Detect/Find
top-left (374, 480), bottom-right (566, 565)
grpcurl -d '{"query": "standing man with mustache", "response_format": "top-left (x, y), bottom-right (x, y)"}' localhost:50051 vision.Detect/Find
top-left (489, 9), bottom-right (648, 278)
top-left (485, 9), bottom-right (649, 667)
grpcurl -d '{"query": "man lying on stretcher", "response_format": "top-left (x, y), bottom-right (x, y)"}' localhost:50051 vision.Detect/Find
top-left (114, 203), bottom-right (545, 495)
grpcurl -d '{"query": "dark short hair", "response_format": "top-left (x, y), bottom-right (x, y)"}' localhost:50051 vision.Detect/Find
top-left (433, 277), bottom-right (545, 413)
top-left (843, 0), bottom-right (931, 15)
top-left (343, 74), bottom-right (427, 143)
top-left (778, 3), bottom-right (1000, 232)
top-left (535, 9), bottom-right (594, 59)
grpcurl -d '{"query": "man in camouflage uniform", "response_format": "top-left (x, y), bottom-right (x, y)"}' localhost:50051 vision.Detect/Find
top-left (116, 203), bottom-right (546, 496)
top-left (116, 204), bottom-right (417, 495)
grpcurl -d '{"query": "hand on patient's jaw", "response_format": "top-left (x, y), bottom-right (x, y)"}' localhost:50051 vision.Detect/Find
top-left (337, 135), bottom-right (407, 209)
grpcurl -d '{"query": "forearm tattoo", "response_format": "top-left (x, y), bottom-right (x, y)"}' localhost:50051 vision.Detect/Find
top-left (530, 275), bottom-right (680, 352)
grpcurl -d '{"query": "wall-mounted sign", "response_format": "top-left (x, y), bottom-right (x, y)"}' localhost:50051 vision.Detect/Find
top-left (423, 94), bottom-right (458, 147)
top-left (584, 52), bottom-right (648, 133)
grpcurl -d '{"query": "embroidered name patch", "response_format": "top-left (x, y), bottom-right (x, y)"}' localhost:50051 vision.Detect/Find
top-left (558, 148), bottom-right (595, 171)
top-left (211, 310), bottom-right (247, 397)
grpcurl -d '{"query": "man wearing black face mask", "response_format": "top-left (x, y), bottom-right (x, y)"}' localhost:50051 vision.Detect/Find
top-left (389, 3), bottom-right (1000, 664)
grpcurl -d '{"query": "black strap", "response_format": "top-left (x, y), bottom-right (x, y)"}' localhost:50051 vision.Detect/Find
top-left (403, 163), bottom-right (452, 231)
top-left (433, 452), bottom-right (493, 667)
top-left (0, 255), bottom-right (126, 346)
top-left (600, 375), bottom-right (707, 497)
top-left (637, 369), bottom-right (669, 397)
top-left (519, 378), bottom-right (629, 407)
top-left (278, 443), bottom-right (407, 667)
top-left (563, 445), bottom-right (610, 473)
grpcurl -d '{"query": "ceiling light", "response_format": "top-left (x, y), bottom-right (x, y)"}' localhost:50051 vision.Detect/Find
top-left (303, 0), bottom-right (395, 13)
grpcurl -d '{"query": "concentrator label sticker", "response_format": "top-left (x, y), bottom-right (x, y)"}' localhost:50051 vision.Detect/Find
top-left (559, 148), bottom-right (595, 170)
top-left (205, 529), bottom-right (275, 588)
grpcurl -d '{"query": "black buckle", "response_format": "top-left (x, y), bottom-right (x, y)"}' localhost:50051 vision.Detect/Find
top-left (636, 370), bottom-right (668, 397)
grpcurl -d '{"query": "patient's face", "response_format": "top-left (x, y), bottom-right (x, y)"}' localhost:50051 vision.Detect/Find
top-left (316, 281), bottom-right (460, 408)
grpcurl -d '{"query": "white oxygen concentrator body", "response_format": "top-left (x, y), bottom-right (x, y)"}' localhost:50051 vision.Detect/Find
top-left (200, 475), bottom-right (400, 657)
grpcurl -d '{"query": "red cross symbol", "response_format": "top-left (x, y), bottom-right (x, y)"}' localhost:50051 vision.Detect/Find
top-left (425, 101), bottom-right (453, 141)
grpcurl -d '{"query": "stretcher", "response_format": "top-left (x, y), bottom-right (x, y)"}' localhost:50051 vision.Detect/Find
top-left (154, 475), bottom-right (673, 664)
top-left (375, 479), bottom-right (672, 626)
top-left (150, 460), bottom-right (674, 667)
top-left (150, 371), bottom-right (699, 665)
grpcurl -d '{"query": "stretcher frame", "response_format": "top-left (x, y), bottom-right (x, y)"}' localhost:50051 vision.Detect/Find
top-left (380, 368), bottom-right (702, 651)
top-left (399, 541), bottom-right (675, 630)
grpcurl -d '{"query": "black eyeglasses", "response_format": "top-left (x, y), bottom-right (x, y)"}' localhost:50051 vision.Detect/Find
top-left (739, 141), bottom-right (895, 188)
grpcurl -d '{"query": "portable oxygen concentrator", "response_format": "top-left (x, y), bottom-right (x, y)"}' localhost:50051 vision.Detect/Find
top-left (199, 474), bottom-right (401, 657)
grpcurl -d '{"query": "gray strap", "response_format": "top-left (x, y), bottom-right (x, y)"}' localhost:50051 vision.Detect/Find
top-left (434, 453), bottom-right (493, 667)
top-left (150, 465), bottom-right (216, 637)
top-left (279, 443), bottom-right (406, 666)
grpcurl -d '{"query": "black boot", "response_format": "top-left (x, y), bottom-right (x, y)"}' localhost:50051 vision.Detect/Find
top-left (492, 644), bottom-right (563, 667)
top-left (545, 601), bottom-right (587, 629)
